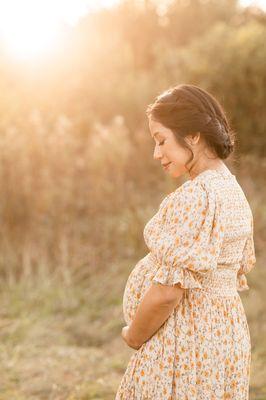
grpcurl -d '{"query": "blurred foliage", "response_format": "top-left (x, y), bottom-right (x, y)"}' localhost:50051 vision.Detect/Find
top-left (0, 0), bottom-right (265, 148)
top-left (158, 20), bottom-right (266, 155)
top-left (0, 0), bottom-right (265, 279)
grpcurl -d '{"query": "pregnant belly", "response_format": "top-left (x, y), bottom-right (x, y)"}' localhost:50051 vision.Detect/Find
top-left (122, 252), bottom-right (157, 326)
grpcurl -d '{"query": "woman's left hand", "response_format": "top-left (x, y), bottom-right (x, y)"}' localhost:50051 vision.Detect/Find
top-left (121, 326), bottom-right (143, 350)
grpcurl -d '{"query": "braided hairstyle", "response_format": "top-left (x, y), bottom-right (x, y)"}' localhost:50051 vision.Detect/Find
top-left (146, 84), bottom-right (235, 170)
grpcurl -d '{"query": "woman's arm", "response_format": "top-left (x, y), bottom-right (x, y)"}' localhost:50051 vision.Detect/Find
top-left (125, 283), bottom-right (185, 348)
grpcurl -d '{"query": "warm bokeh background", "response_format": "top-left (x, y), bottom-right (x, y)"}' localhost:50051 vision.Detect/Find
top-left (0, 0), bottom-right (265, 398)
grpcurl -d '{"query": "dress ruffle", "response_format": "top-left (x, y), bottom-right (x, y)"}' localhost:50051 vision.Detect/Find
top-left (152, 263), bottom-right (203, 289)
top-left (236, 228), bottom-right (256, 291)
top-left (144, 180), bottom-right (225, 290)
top-left (236, 273), bottom-right (250, 291)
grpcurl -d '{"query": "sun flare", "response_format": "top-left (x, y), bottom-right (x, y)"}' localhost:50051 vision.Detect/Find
top-left (0, 1), bottom-right (56, 60)
top-left (0, 0), bottom-right (123, 61)
top-left (0, 0), bottom-right (99, 60)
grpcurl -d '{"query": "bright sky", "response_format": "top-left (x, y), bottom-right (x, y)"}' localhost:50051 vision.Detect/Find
top-left (240, 0), bottom-right (266, 8)
top-left (0, 0), bottom-right (264, 61)
top-left (0, 0), bottom-right (120, 60)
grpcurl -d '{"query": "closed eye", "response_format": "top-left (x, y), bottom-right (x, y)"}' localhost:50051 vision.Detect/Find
top-left (159, 141), bottom-right (165, 146)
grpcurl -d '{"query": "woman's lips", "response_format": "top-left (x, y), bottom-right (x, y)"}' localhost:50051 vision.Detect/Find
top-left (163, 162), bottom-right (171, 170)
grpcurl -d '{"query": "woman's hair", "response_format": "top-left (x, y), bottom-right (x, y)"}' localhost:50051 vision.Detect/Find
top-left (146, 84), bottom-right (235, 169)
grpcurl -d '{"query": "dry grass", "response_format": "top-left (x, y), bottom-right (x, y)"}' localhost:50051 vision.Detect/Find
top-left (0, 259), bottom-right (132, 400)
top-left (0, 123), bottom-right (265, 398)
top-left (0, 255), bottom-right (265, 399)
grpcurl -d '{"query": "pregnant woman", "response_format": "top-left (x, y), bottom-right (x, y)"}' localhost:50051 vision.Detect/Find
top-left (115, 83), bottom-right (256, 399)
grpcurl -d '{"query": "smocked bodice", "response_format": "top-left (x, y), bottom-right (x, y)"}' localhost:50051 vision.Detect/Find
top-left (122, 165), bottom-right (256, 325)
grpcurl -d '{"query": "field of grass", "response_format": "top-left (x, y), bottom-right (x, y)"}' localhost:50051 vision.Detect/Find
top-left (0, 250), bottom-right (266, 399)
top-left (0, 261), bottom-right (131, 400)
top-left (0, 156), bottom-right (265, 399)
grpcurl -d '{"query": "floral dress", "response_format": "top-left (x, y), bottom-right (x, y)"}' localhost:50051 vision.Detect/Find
top-left (115, 166), bottom-right (256, 400)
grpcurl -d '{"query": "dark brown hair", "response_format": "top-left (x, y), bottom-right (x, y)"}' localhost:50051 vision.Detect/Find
top-left (146, 84), bottom-right (235, 170)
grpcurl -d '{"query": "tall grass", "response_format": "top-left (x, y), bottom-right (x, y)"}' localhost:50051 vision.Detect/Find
top-left (0, 118), bottom-right (265, 398)
top-left (0, 114), bottom-right (150, 283)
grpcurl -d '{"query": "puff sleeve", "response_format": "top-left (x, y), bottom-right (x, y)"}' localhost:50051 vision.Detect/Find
top-left (147, 180), bottom-right (225, 289)
top-left (237, 219), bottom-right (256, 291)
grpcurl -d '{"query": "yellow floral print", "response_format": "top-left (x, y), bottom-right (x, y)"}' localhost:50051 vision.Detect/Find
top-left (115, 166), bottom-right (256, 400)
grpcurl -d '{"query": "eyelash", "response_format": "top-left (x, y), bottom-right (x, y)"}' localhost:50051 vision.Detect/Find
top-left (158, 140), bottom-right (165, 146)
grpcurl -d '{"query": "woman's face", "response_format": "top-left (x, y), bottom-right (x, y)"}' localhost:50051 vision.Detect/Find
top-left (148, 117), bottom-right (194, 178)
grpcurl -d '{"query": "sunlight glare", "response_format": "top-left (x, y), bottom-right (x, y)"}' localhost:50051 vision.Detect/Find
top-left (0, 1), bottom-right (60, 60)
top-left (1, 0), bottom-right (264, 61)
top-left (0, 0), bottom-right (106, 60)
top-left (240, 0), bottom-right (266, 8)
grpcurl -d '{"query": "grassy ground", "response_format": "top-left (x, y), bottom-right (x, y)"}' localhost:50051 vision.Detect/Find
top-left (0, 252), bottom-right (265, 400)
top-left (0, 260), bottom-right (131, 400)
top-left (0, 157), bottom-right (265, 399)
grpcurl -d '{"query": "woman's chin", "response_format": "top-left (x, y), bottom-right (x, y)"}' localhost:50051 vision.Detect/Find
top-left (170, 168), bottom-right (186, 179)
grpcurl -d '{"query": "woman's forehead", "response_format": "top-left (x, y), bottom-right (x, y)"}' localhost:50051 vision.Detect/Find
top-left (149, 118), bottom-right (170, 135)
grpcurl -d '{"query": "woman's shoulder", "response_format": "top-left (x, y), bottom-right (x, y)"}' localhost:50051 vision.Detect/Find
top-left (160, 166), bottom-right (236, 211)
top-left (171, 175), bottom-right (209, 198)
top-left (175, 167), bottom-right (237, 197)
top-left (161, 179), bottom-right (209, 213)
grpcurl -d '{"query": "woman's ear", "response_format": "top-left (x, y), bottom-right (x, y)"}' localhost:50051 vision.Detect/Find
top-left (185, 132), bottom-right (201, 146)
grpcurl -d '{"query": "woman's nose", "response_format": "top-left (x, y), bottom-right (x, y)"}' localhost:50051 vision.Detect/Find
top-left (153, 146), bottom-right (162, 160)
